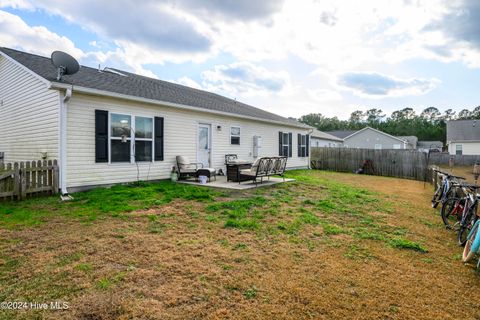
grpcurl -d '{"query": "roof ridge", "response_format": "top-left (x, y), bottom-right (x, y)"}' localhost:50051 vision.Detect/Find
top-left (0, 47), bottom-right (309, 128)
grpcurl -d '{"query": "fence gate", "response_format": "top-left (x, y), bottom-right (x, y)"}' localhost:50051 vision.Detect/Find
top-left (0, 160), bottom-right (59, 200)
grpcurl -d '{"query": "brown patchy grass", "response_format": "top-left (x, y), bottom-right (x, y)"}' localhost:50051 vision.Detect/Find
top-left (2, 170), bottom-right (480, 319)
top-left (438, 165), bottom-right (478, 184)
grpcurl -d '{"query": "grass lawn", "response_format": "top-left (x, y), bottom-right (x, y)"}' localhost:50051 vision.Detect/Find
top-left (1, 170), bottom-right (480, 319)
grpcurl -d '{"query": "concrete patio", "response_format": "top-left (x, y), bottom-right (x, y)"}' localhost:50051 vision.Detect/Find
top-left (177, 175), bottom-right (295, 190)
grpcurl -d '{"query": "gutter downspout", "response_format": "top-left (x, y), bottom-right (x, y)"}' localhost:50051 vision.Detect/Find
top-left (59, 87), bottom-right (72, 195)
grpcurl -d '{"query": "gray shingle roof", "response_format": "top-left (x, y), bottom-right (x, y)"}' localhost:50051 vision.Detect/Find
top-left (325, 130), bottom-right (358, 139)
top-left (310, 129), bottom-right (343, 141)
top-left (0, 47), bottom-right (308, 128)
top-left (447, 120), bottom-right (480, 141)
top-left (417, 140), bottom-right (443, 147)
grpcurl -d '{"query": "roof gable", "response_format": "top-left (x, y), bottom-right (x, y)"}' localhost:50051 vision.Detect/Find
top-left (447, 120), bottom-right (480, 141)
top-left (344, 127), bottom-right (407, 143)
top-left (0, 47), bottom-right (308, 129)
top-left (310, 129), bottom-right (343, 141)
top-left (325, 130), bottom-right (357, 139)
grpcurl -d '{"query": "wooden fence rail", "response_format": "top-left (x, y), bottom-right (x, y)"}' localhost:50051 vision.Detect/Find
top-left (310, 147), bottom-right (429, 181)
top-left (0, 160), bottom-right (59, 200)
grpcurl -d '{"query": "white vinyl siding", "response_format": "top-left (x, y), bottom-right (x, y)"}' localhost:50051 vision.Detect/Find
top-left (448, 142), bottom-right (480, 155)
top-left (66, 93), bottom-right (309, 189)
top-left (310, 137), bottom-right (342, 148)
top-left (0, 55), bottom-right (60, 162)
top-left (344, 128), bottom-right (405, 149)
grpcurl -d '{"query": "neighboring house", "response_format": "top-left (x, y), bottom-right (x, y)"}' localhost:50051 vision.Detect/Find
top-left (310, 129), bottom-right (343, 147)
top-left (0, 47), bottom-right (311, 194)
top-left (397, 136), bottom-right (418, 149)
top-left (446, 120), bottom-right (480, 155)
top-left (417, 141), bottom-right (443, 153)
top-left (327, 127), bottom-right (409, 149)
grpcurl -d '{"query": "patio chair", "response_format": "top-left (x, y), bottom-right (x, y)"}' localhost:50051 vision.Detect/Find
top-left (238, 157), bottom-right (274, 185)
top-left (176, 156), bottom-right (203, 180)
top-left (273, 156), bottom-right (288, 181)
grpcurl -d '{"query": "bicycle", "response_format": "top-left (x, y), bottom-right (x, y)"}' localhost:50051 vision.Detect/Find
top-left (431, 170), bottom-right (465, 209)
top-left (455, 184), bottom-right (480, 246)
top-left (462, 220), bottom-right (480, 268)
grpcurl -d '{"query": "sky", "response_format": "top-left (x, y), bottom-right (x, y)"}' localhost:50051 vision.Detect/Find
top-left (0, 0), bottom-right (479, 120)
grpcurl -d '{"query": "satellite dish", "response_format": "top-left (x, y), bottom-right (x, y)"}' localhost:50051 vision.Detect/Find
top-left (51, 51), bottom-right (80, 81)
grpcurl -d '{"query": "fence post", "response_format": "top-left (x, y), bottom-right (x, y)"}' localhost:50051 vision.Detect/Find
top-left (13, 162), bottom-right (20, 199)
top-left (52, 159), bottom-right (59, 194)
top-left (19, 162), bottom-right (26, 200)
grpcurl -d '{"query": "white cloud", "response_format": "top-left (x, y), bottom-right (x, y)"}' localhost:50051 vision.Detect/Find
top-left (0, 10), bottom-right (83, 58)
top-left (336, 72), bottom-right (440, 98)
top-left (200, 62), bottom-right (293, 98)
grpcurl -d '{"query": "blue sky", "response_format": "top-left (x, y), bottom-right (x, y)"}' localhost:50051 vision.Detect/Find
top-left (0, 0), bottom-right (478, 119)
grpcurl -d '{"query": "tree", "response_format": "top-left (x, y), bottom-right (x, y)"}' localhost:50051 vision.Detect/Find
top-left (472, 106), bottom-right (480, 119)
top-left (349, 110), bottom-right (365, 123)
top-left (390, 107), bottom-right (415, 121)
top-left (420, 107), bottom-right (441, 122)
top-left (365, 108), bottom-right (385, 125)
top-left (442, 109), bottom-right (456, 121)
top-left (458, 109), bottom-right (472, 119)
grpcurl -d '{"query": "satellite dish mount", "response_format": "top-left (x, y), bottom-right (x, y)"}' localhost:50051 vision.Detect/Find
top-left (51, 51), bottom-right (80, 81)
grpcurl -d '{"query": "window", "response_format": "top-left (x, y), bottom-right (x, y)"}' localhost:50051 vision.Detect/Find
top-left (230, 126), bottom-right (240, 145)
top-left (282, 132), bottom-right (290, 156)
top-left (135, 116), bottom-right (153, 161)
top-left (279, 131), bottom-right (292, 157)
top-left (298, 134), bottom-right (307, 157)
top-left (456, 144), bottom-right (462, 155)
top-left (374, 144), bottom-right (382, 150)
top-left (111, 113), bottom-right (131, 162)
top-left (393, 144), bottom-right (401, 149)
top-left (110, 113), bottom-right (153, 163)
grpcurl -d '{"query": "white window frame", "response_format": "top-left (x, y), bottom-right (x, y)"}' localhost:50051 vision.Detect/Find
top-left (109, 113), bottom-right (155, 164)
top-left (230, 126), bottom-right (241, 145)
top-left (456, 144), bottom-right (462, 155)
top-left (282, 132), bottom-right (290, 156)
top-left (299, 134), bottom-right (307, 157)
top-left (110, 113), bottom-right (132, 163)
top-left (374, 144), bottom-right (382, 150)
top-left (134, 115), bottom-right (154, 162)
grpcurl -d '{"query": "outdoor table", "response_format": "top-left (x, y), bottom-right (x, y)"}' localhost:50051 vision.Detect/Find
top-left (226, 160), bottom-right (252, 182)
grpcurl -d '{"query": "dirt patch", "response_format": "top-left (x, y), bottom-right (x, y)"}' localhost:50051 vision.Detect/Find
top-left (1, 171), bottom-right (480, 319)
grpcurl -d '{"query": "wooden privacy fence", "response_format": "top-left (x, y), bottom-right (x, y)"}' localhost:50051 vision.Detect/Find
top-left (311, 147), bottom-right (428, 181)
top-left (0, 160), bottom-right (59, 200)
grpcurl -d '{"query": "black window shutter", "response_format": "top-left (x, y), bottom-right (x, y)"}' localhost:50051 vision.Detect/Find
top-left (95, 110), bottom-right (108, 163)
top-left (279, 132), bottom-right (283, 156)
top-left (306, 134), bottom-right (310, 157)
top-left (154, 117), bottom-right (164, 161)
top-left (288, 132), bottom-right (292, 157)
top-left (298, 134), bottom-right (301, 157)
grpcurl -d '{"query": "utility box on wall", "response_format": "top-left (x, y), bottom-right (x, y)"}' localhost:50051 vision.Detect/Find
top-left (253, 136), bottom-right (262, 158)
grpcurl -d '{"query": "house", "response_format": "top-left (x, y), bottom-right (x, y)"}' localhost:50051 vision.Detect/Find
top-left (397, 136), bottom-right (418, 149)
top-left (310, 129), bottom-right (343, 147)
top-left (0, 47), bottom-right (312, 194)
top-left (326, 127), bottom-right (410, 149)
top-left (417, 141), bottom-right (443, 153)
top-left (446, 120), bottom-right (480, 155)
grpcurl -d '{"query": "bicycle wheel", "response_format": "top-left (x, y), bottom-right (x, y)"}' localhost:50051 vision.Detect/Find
top-left (431, 186), bottom-right (443, 208)
top-left (441, 198), bottom-right (462, 229)
top-left (462, 220), bottom-right (480, 262)
top-left (458, 214), bottom-right (478, 246)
